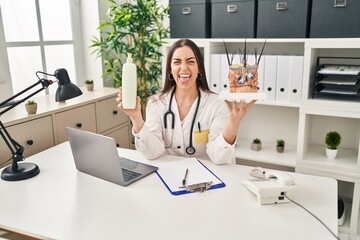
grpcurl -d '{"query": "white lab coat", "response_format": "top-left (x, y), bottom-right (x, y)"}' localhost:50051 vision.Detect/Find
top-left (133, 89), bottom-right (236, 164)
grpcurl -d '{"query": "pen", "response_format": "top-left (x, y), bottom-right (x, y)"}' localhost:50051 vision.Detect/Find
top-left (198, 122), bottom-right (201, 133)
top-left (182, 168), bottom-right (189, 186)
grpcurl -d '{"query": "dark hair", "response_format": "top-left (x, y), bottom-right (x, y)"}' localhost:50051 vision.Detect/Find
top-left (162, 39), bottom-right (211, 95)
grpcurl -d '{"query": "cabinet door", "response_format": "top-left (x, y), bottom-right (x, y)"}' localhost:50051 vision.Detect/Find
top-left (97, 96), bottom-right (129, 133)
top-left (104, 125), bottom-right (131, 149)
top-left (54, 103), bottom-right (97, 144)
top-left (0, 116), bottom-right (54, 168)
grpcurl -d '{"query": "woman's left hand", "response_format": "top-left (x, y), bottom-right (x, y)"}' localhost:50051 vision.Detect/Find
top-left (222, 99), bottom-right (256, 144)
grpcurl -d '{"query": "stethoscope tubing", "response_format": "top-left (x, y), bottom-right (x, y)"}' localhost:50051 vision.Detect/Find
top-left (163, 87), bottom-right (201, 155)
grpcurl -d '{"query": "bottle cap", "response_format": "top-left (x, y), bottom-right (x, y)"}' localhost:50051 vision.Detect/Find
top-left (126, 53), bottom-right (133, 63)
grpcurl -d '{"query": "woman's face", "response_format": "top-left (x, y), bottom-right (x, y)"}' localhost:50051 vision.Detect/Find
top-left (170, 46), bottom-right (199, 91)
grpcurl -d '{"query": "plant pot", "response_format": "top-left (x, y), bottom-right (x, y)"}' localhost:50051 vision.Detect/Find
top-left (251, 143), bottom-right (262, 151)
top-left (326, 148), bottom-right (338, 160)
top-left (25, 103), bottom-right (37, 114)
top-left (86, 83), bottom-right (94, 91)
top-left (276, 146), bottom-right (284, 153)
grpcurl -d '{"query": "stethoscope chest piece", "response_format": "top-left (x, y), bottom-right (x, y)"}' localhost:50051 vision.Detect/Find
top-left (186, 146), bottom-right (196, 155)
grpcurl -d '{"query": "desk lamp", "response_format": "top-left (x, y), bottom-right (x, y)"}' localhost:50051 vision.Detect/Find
top-left (0, 68), bottom-right (82, 181)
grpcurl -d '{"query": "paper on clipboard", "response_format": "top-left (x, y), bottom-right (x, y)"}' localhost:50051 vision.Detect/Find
top-left (156, 158), bottom-right (225, 195)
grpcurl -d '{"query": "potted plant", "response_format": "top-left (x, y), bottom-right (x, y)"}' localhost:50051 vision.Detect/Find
top-left (325, 131), bottom-right (341, 160)
top-left (91, 0), bottom-right (169, 116)
top-left (276, 139), bottom-right (285, 153)
top-left (251, 138), bottom-right (262, 151)
top-left (25, 99), bottom-right (37, 114)
top-left (84, 79), bottom-right (94, 91)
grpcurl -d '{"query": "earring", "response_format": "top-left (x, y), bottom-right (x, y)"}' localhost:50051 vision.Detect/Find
top-left (168, 73), bottom-right (174, 81)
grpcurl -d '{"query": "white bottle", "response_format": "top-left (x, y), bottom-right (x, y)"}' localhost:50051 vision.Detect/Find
top-left (121, 53), bottom-right (137, 109)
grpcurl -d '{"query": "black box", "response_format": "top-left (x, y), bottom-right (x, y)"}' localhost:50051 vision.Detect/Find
top-left (169, 0), bottom-right (211, 38)
top-left (310, 0), bottom-right (360, 38)
top-left (211, 0), bottom-right (257, 38)
top-left (257, 0), bottom-right (311, 38)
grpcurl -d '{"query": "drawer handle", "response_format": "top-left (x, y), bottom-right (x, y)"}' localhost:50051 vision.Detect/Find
top-left (276, 2), bottom-right (287, 11)
top-left (334, 0), bottom-right (346, 7)
top-left (182, 7), bottom-right (191, 15)
top-left (76, 123), bottom-right (82, 128)
top-left (113, 110), bottom-right (118, 115)
top-left (26, 140), bottom-right (34, 145)
top-left (227, 5), bottom-right (237, 13)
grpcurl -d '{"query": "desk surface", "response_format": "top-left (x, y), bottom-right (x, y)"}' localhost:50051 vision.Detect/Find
top-left (0, 142), bottom-right (338, 240)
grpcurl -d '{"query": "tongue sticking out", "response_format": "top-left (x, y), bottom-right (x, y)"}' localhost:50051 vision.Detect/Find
top-left (179, 74), bottom-right (191, 84)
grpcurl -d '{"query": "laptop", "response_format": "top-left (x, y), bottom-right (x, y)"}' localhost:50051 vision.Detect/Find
top-left (66, 127), bottom-right (158, 186)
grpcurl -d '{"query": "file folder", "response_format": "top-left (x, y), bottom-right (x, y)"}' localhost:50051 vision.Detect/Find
top-left (156, 158), bottom-right (225, 195)
top-left (276, 55), bottom-right (291, 102)
top-left (264, 55), bottom-right (277, 101)
top-left (210, 54), bottom-right (221, 94)
top-left (289, 56), bottom-right (303, 103)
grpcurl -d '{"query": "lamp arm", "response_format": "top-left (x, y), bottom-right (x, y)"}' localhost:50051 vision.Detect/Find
top-left (0, 79), bottom-right (52, 116)
top-left (0, 79), bottom-right (52, 169)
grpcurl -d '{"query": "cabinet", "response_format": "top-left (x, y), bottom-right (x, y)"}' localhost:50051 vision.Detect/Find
top-left (0, 116), bottom-right (54, 168)
top-left (1, 87), bottom-right (131, 167)
top-left (163, 38), bottom-right (360, 235)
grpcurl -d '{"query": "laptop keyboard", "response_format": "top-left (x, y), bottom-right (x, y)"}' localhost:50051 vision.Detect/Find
top-left (122, 168), bottom-right (142, 182)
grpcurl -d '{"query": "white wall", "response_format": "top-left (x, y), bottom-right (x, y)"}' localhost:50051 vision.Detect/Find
top-left (79, 1), bottom-right (104, 89)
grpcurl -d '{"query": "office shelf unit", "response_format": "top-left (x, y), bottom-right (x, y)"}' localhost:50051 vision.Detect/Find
top-left (163, 38), bottom-right (360, 236)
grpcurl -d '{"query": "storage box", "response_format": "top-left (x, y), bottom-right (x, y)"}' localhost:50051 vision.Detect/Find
top-left (310, 0), bottom-right (360, 38)
top-left (257, 0), bottom-right (311, 38)
top-left (211, 0), bottom-right (256, 38)
top-left (169, 0), bottom-right (211, 38)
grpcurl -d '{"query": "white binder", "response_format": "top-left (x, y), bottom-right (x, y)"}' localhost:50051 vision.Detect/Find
top-left (276, 55), bottom-right (291, 102)
top-left (289, 56), bottom-right (303, 103)
top-left (220, 54), bottom-right (229, 92)
top-left (263, 55), bottom-right (277, 101)
top-left (210, 54), bottom-right (221, 94)
top-left (257, 56), bottom-right (265, 92)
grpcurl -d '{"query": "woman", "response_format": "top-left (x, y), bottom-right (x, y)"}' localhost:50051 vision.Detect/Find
top-left (116, 39), bottom-right (255, 164)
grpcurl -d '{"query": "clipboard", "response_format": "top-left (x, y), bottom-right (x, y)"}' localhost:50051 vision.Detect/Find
top-left (156, 158), bottom-right (226, 195)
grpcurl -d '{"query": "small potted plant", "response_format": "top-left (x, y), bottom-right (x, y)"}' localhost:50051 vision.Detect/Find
top-left (276, 139), bottom-right (285, 153)
top-left (325, 131), bottom-right (341, 160)
top-left (84, 79), bottom-right (94, 91)
top-left (25, 99), bottom-right (37, 114)
top-left (251, 138), bottom-right (262, 151)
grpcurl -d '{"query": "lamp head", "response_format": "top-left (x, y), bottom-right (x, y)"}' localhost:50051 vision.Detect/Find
top-left (54, 68), bottom-right (82, 102)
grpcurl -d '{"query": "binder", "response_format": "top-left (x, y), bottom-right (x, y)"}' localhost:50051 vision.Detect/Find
top-left (289, 56), bottom-right (303, 103)
top-left (276, 55), bottom-right (291, 102)
top-left (220, 54), bottom-right (229, 92)
top-left (210, 54), bottom-right (221, 94)
top-left (263, 55), bottom-right (277, 101)
top-left (156, 158), bottom-right (225, 195)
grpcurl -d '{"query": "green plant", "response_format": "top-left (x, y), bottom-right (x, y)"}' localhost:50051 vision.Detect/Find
top-left (91, 0), bottom-right (169, 113)
top-left (276, 139), bottom-right (285, 147)
top-left (85, 79), bottom-right (94, 84)
top-left (26, 100), bottom-right (36, 105)
top-left (253, 138), bottom-right (261, 144)
top-left (325, 131), bottom-right (341, 149)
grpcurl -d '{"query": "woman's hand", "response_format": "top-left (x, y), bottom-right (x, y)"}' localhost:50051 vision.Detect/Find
top-left (222, 99), bottom-right (256, 145)
top-left (116, 87), bottom-right (144, 133)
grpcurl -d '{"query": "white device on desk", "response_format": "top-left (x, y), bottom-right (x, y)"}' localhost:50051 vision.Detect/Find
top-left (241, 170), bottom-right (297, 205)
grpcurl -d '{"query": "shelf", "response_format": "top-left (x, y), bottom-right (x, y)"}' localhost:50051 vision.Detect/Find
top-left (235, 141), bottom-right (296, 167)
top-left (299, 145), bottom-right (360, 179)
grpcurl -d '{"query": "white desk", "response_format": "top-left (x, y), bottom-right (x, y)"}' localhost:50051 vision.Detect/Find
top-left (0, 142), bottom-right (338, 240)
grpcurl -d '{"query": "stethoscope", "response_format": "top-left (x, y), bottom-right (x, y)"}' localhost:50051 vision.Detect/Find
top-left (163, 87), bottom-right (201, 155)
